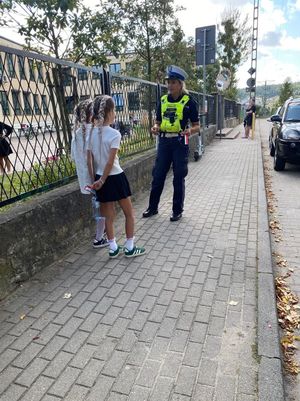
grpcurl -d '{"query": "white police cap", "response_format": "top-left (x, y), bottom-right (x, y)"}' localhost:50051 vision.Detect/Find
top-left (165, 65), bottom-right (188, 81)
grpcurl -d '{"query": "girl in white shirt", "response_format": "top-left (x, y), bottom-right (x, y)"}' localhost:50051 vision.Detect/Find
top-left (71, 99), bottom-right (108, 248)
top-left (88, 95), bottom-right (145, 258)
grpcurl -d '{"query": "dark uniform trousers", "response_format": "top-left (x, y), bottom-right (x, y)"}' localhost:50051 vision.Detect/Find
top-left (148, 136), bottom-right (189, 215)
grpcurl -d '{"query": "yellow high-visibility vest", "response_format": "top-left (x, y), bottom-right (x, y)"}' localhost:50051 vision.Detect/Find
top-left (160, 94), bottom-right (190, 133)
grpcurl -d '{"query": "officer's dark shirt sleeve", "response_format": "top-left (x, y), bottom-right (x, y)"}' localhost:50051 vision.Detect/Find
top-left (156, 102), bottom-right (162, 122)
top-left (0, 122), bottom-right (13, 137)
top-left (188, 98), bottom-right (199, 123)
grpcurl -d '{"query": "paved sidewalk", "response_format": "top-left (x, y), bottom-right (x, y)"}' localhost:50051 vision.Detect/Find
top-left (0, 127), bottom-right (275, 401)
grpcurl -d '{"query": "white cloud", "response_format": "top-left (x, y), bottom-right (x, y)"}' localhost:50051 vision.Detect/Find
top-left (2, 0), bottom-right (299, 87)
top-left (280, 31), bottom-right (300, 51)
top-left (287, 0), bottom-right (300, 14)
top-left (260, 31), bottom-right (282, 47)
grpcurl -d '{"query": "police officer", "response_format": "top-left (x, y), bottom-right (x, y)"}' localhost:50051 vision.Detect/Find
top-left (143, 65), bottom-right (200, 221)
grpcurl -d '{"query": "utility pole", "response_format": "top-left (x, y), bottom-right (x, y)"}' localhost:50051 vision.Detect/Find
top-left (246, 0), bottom-right (259, 98)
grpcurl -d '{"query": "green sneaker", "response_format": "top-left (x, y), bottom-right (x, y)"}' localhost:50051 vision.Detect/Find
top-left (124, 246), bottom-right (145, 258)
top-left (109, 246), bottom-right (123, 258)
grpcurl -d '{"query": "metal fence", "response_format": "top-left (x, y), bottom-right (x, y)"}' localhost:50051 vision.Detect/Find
top-left (109, 74), bottom-right (157, 159)
top-left (188, 91), bottom-right (216, 127)
top-left (0, 45), bottom-right (241, 207)
top-left (0, 45), bottom-right (106, 207)
top-left (224, 97), bottom-right (242, 120)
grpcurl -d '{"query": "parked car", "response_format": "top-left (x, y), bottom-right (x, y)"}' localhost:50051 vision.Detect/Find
top-left (268, 98), bottom-right (300, 171)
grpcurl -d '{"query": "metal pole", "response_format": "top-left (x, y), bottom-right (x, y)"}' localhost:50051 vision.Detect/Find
top-left (219, 91), bottom-right (222, 140)
top-left (202, 28), bottom-right (206, 146)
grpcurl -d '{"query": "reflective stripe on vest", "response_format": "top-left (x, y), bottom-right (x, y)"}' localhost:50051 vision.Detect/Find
top-left (160, 94), bottom-right (190, 133)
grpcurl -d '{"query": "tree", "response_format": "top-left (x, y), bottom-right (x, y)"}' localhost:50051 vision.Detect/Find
top-left (162, 27), bottom-right (199, 90)
top-left (0, 0), bottom-right (125, 148)
top-left (218, 8), bottom-right (251, 100)
top-left (1, 1), bottom-right (124, 65)
top-left (102, 0), bottom-right (183, 129)
top-left (102, 0), bottom-right (181, 82)
top-left (278, 78), bottom-right (293, 105)
top-left (0, 0), bottom-right (13, 26)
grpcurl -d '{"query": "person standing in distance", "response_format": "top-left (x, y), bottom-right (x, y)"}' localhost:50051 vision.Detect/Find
top-left (143, 65), bottom-right (200, 222)
top-left (243, 97), bottom-right (256, 139)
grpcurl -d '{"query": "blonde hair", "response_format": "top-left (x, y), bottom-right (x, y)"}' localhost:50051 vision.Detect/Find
top-left (181, 81), bottom-right (189, 95)
top-left (72, 99), bottom-right (93, 149)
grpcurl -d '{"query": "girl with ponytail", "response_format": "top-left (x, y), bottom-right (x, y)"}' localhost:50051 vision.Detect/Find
top-left (71, 99), bottom-right (108, 248)
top-left (87, 95), bottom-right (145, 258)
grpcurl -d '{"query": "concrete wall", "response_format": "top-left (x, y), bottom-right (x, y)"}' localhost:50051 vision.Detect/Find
top-left (0, 120), bottom-right (237, 299)
top-left (0, 149), bottom-right (156, 300)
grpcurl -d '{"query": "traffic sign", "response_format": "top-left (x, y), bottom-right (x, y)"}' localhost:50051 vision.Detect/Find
top-left (247, 77), bottom-right (256, 88)
top-left (195, 25), bottom-right (216, 66)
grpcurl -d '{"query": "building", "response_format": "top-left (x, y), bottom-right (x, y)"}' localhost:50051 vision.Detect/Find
top-left (0, 36), bottom-right (104, 133)
top-left (0, 37), bottom-right (152, 135)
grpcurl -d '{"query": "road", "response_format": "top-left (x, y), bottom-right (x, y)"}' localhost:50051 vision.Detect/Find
top-left (260, 118), bottom-right (300, 401)
top-left (9, 131), bottom-right (65, 172)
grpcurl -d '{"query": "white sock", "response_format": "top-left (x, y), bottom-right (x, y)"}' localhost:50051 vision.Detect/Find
top-left (108, 238), bottom-right (118, 251)
top-left (124, 237), bottom-right (134, 251)
top-left (95, 217), bottom-right (105, 241)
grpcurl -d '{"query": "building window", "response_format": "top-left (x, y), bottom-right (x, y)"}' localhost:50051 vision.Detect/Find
top-left (7, 53), bottom-right (16, 78)
top-left (80, 95), bottom-right (89, 101)
top-left (28, 59), bottom-right (35, 81)
top-left (65, 96), bottom-right (75, 113)
top-left (18, 56), bottom-right (26, 80)
top-left (23, 92), bottom-right (32, 115)
top-left (109, 63), bottom-right (121, 74)
top-left (33, 94), bottom-right (41, 114)
top-left (125, 62), bottom-right (132, 73)
top-left (78, 68), bottom-right (88, 81)
top-left (128, 91), bottom-right (140, 111)
top-left (92, 65), bottom-right (101, 80)
top-left (112, 93), bottom-right (124, 111)
top-left (0, 91), bottom-right (10, 115)
top-left (62, 67), bottom-right (72, 86)
top-left (37, 62), bottom-right (43, 83)
top-left (41, 95), bottom-right (48, 114)
top-left (0, 58), bottom-right (6, 85)
top-left (12, 91), bottom-right (22, 115)
top-left (0, 57), bottom-right (4, 75)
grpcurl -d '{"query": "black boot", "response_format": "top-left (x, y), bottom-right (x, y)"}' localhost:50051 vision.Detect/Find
top-left (142, 208), bottom-right (158, 218)
top-left (170, 212), bottom-right (182, 222)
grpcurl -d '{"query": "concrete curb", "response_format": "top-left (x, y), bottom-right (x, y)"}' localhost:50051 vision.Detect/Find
top-left (257, 123), bottom-right (285, 400)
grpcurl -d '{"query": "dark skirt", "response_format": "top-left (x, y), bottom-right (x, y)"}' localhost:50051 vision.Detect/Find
top-left (245, 115), bottom-right (253, 127)
top-left (0, 137), bottom-right (13, 157)
top-left (95, 172), bottom-right (132, 203)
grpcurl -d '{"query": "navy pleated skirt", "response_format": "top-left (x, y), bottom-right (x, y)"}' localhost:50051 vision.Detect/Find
top-left (95, 172), bottom-right (132, 203)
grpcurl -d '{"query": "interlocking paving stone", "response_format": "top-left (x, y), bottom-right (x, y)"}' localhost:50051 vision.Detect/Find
top-left (0, 129), bottom-right (270, 400)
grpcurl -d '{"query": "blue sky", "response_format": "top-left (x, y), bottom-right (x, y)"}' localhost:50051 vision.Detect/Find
top-left (4, 0), bottom-right (300, 88)
top-left (174, 0), bottom-right (300, 87)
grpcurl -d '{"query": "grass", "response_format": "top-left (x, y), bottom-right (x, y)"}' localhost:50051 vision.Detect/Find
top-left (1, 129), bottom-right (156, 210)
top-left (0, 155), bottom-right (76, 206)
top-left (119, 125), bottom-right (155, 159)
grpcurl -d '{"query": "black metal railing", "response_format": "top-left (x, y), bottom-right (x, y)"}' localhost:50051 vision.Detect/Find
top-left (0, 45), bottom-right (241, 207)
top-left (0, 45), bottom-right (105, 207)
top-left (189, 91), bottom-right (216, 127)
top-left (224, 98), bottom-right (241, 120)
top-left (109, 74), bottom-right (157, 159)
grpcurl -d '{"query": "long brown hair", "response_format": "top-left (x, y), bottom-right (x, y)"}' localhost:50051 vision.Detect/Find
top-left (91, 95), bottom-right (115, 127)
top-left (73, 99), bottom-right (93, 149)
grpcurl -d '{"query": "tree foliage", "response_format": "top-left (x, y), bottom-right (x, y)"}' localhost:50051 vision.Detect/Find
top-left (160, 27), bottom-right (199, 89)
top-left (102, 0), bottom-right (181, 82)
top-left (278, 78), bottom-right (294, 106)
top-left (218, 8), bottom-right (251, 99)
top-left (0, 0), bottom-right (124, 64)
